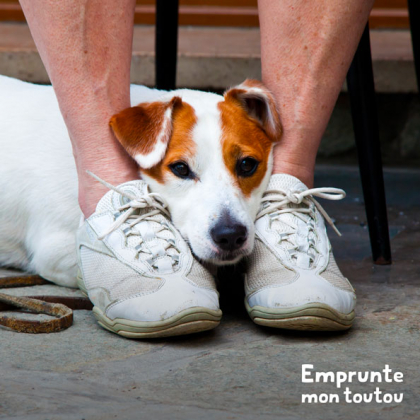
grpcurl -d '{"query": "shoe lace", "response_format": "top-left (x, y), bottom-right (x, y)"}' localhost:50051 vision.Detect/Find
top-left (256, 187), bottom-right (346, 265)
top-left (88, 171), bottom-right (180, 272)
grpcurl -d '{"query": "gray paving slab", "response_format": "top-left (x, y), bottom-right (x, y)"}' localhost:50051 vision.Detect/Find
top-left (1, 166), bottom-right (420, 420)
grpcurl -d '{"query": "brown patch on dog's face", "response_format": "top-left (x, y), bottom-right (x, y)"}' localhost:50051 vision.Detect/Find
top-left (140, 101), bottom-right (197, 183)
top-left (219, 79), bottom-right (282, 197)
top-left (109, 97), bottom-right (183, 169)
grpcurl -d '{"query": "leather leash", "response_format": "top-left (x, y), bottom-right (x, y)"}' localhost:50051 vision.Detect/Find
top-left (0, 275), bottom-right (92, 333)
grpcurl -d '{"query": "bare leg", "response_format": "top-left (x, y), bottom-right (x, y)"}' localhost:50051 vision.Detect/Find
top-left (20, 0), bottom-right (138, 217)
top-left (258, 0), bottom-right (375, 187)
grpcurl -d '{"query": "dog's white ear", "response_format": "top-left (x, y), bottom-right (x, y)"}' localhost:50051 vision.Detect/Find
top-left (110, 97), bottom-right (182, 169)
top-left (224, 79), bottom-right (282, 142)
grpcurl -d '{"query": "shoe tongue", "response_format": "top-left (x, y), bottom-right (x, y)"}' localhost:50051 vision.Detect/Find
top-left (266, 174), bottom-right (308, 194)
top-left (265, 174), bottom-right (315, 269)
top-left (264, 173), bottom-right (309, 220)
top-left (95, 180), bottom-right (150, 214)
top-left (95, 179), bottom-right (178, 273)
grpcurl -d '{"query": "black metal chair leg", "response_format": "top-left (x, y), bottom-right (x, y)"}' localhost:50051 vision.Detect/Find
top-left (155, 0), bottom-right (179, 90)
top-left (346, 23), bottom-right (392, 265)
top-left (408, 0), bottom-right (420, 92)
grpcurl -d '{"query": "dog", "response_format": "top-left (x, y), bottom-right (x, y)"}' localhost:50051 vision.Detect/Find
top-left (0, 75), bottom-right (281, 287)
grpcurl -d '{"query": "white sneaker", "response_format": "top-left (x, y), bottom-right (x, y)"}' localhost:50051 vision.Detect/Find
top-left (245, 174), bottom-right (356, 331)
top-left (76, 175), bottom-right (222, 338)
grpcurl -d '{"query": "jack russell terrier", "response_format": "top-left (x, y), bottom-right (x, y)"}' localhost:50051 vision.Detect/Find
top-left (0, 75), bottom-right (281, 288)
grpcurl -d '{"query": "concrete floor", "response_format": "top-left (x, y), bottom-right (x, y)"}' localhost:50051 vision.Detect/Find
top-left (1, 165), bottom-right (419, 420)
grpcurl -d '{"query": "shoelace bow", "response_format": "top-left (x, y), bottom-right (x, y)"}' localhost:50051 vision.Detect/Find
top-left (87, 171), bottom-right (180, 270)
top-left (257, 187), bottom-right (346, 264)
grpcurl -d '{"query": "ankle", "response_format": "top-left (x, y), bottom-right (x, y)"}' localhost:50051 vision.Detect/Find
top-left (77, 160), bottom-right (139, 218)
top-left (271, 161), bottom-right (315, 188)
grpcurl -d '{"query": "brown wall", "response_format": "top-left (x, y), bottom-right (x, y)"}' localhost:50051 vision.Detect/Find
top-left (0, 0), bottom-right (409, 29)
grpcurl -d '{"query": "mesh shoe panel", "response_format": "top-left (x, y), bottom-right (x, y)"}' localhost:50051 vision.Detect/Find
top-left (80, 246), bottom-right (162, 302)
top-left (320, 251), bottom-right (355, 293)
top-left (186, 259), bottom-right (217, 290)
top-left (246, 239), bottom-right (296, 293)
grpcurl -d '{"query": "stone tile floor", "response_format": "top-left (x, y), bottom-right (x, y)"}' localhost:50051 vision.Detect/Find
top-left (0, 165), bottom-right (419, 420)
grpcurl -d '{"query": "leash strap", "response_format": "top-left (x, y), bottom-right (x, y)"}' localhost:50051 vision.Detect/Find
top-left (0, 275), bottom-right (92, 334)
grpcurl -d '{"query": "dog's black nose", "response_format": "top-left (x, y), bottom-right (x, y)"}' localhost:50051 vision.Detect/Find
top-left (211, 223), bottom-right (247, 251)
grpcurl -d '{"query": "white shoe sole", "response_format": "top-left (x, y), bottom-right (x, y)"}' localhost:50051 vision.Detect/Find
top-left (77, 272), bottom-right (222, 338)
top-left (245, 301), bottom-right (354, 331)
top-left (93, 306), bottom-right (222, 338)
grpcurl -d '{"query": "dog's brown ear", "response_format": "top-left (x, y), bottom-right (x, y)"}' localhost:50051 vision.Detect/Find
top-left (110, 96), bottom-right (182, 169)
top-left (224, 79), bottom-right (282, 143)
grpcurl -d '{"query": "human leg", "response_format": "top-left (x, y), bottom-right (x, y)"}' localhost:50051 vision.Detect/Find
top-left (258, 0), bottom-right (375, 187)
top-left (20, 0), bottom-right (139, 217)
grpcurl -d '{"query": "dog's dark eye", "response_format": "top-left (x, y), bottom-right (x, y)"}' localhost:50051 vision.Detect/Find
top-left (169, 161), bottom-right (194, 179)
top-left (237, 157), bottom-right (259, 177)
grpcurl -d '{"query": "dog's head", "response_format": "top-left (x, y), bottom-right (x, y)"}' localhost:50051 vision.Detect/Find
top-left (110, 79), bottom-right (281, 265)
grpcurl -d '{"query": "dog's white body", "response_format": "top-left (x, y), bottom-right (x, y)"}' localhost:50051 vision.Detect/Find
top-left (0, 76), bottom-right (280, 287)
